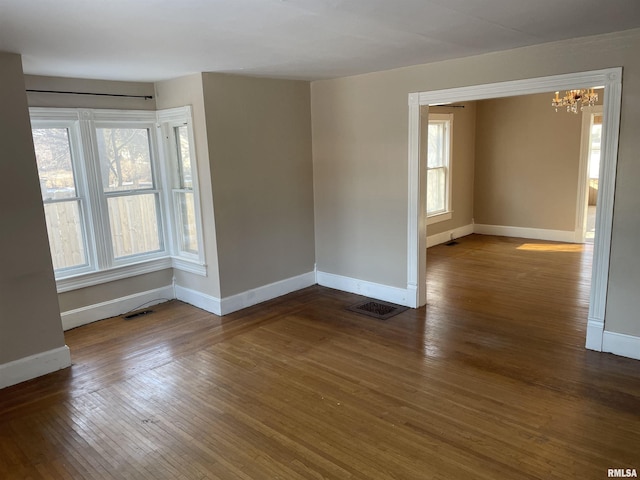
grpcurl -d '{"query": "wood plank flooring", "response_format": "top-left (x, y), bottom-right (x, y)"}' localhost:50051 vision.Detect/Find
top-left (1, 234), bottom-right (639, 479)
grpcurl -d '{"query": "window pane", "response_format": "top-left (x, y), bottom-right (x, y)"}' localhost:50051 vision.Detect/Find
top-left (175, 126), bottom-right (193, 189)
top-left (96, 128), bottom-right (154, 192)
top-left (428, 123), bottom-right (445, 168)
top-left (589, 122), bottom-right (602, 179)
top-left (427, 167), bottom-right (446, 215)
top-left (43, 200), bottom-right (87, 270)
top-left (108, 194), bottom-right (161, 258)
top-left (32, 128), bottom-right (77, 200)
top-left (176, 191), bottom-right (198, 255)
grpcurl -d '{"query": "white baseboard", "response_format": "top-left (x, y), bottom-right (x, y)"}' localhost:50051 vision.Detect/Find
top-left (585, 319), bottom-right (604, 351)
top-left (427, 223), bottom-right (474, 248)
top-left (602, 330), bottom-right (640, 360)
top-left (174, 284), bottom-right (222, 316)
top-left (220, 271), bottom-right (316, 315)
top-left (316, 271), bottom-right (410, 307)
top-left (0, 345), bottom-right (71, 390)
top-left (473, 224), bottom-right (576, 243)
top-left (60, 285), bottom-right (175, 331)
top-left (175, 271), bottom-right (316, 316)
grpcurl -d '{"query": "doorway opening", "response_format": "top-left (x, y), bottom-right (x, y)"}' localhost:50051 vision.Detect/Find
top-left (407, 68), bottom-right (622, 352)
top-left (577, 107), bottom-right (604, 244)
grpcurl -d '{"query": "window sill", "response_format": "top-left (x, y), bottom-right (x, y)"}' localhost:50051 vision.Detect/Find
top-left (56, 258), bottom-right (173, 293)
top-left (56, 256), bottom-right (207, 293)
top-left (426, 211), bottom-right (452, 226)
top-left (172, 257), bottom-right (207, 276)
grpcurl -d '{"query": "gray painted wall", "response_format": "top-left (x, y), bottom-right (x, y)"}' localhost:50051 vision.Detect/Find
top-left (202, 73), bottom-right (315, 297)
top-left (155, 73), bottom-right (222, 299)
top-left (474, 93), bottom-right (583, 231)
top-left (25, 75), bottom-right (156, 110)
top-left (0, 53), bottom-right (66, 365)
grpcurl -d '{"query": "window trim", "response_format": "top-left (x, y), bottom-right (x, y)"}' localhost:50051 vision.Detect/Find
top-left (426, 211), bottom-right (452, 226)
top-left (157, 106), bottom-right (206, 267)
top-left (426, 113), bottom-right (453, 224)
top-left (31, 110), bottom-right (97, 277)
top-left (91, 114), bottom-right (168, 266)
top-left (30, 106), bottom-right (207, 293)
top-left (56, 257), bottom-right (173, 293)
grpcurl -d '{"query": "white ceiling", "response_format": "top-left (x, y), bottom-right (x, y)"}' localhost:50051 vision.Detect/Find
top-left (1, 0), bottom-right (640, 82)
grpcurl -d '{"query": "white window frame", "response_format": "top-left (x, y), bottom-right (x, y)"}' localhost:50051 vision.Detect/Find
top-left (157, 106), bottom-right (206, 275)
top-left (426, 113), bottom-right (453, 225)
top-left (30, 107), bottom-right (206, 293)
top-left (31, 109), bottom-right (97, 277)
top-left (91, 110), bottom-right (168, 268)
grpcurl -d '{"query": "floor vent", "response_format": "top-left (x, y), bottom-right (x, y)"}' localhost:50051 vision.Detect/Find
top-left (346, 299), bottom-right (408, 320)
top-left (123, 309), bottom-right (154, 320)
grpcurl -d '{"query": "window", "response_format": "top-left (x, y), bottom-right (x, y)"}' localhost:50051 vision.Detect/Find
top-left (158, 107), bottom-right (204, 269)
top-left (32, 119), bottom-right (92, 274)
top-left (427, 113), bottom-right (453, 223)
top-left (96, 124), bottom-right (163, 260)
top-left (30, 107), bottom-right (205, 290)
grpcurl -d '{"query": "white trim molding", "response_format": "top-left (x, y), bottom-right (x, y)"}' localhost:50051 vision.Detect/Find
top-left (408, 67), bottom-right (623, 352)
top-left (317, 271), bottom-right (411, 307)
top-left (56, 258), bottom-right (173, 293)
top-left (473, 225), bottom-right (576, 243)
top-left (427, 224), bottom-right (474, 248)
top-left (61, 272), bottom-right (315, 327)
top-left (220, 271), bottom-right (316, 315)
top-left (407, 92), bottom-right (425, 308)
top-left (171, 258), bottom-right (207, 276)
top-left (174, 284), bottom-right (222, 316)
top-left (0, 346), bottom-right (71, 390)
top-left (602, 330), bottom-right (640, 361)
top-left (60, 285), bottom-right (174, 331)
top-left (586, 319), bottom-right (604, 351)
top-left (427, 224), bottom-right (584, 248)
top-left (426, 212), bottom-right (453, 226)
top-left (175, 271), bottom-right (316, 317)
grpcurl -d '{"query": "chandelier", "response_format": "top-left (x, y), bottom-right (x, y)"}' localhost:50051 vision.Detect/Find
top-left (552, 89), bottom-right (598, 113)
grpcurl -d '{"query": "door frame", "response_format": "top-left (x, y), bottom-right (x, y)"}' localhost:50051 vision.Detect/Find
top-left (407, 67), bottom-right (622, 351)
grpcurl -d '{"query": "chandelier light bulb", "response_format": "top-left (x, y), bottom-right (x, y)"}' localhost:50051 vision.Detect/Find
top-left (552, 88), bottom-right (598, 113)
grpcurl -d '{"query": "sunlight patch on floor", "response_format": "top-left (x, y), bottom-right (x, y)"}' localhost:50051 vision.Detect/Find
top-left (517, 243), bottom-right (586, 253)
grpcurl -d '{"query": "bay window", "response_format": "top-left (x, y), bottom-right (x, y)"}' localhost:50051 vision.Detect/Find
top-left (30, 106), bottom-right (204, 290)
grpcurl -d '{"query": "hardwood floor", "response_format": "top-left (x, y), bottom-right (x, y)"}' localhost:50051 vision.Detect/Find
top-left (1, 234), bottom-right (639, 479)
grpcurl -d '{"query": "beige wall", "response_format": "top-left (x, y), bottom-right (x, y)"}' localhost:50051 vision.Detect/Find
top-left (312, 75), bottom-right (410, 287)
top-left (57, 270), bottom-right (173, 312)
top-left (25, 75), bottom-right (156, 110)
top-left (474, 93), bottom-right (583, 231)
top-left (202, 73), bottom-right (315, 297)
top-left (426, 102), bottom-right (477, 236)
top-left (0, 53), bottom-right (66, 364)
top-left (311, 28), bottom-right (640, 337)
top-left (155, 74), bottom-right (222, 298)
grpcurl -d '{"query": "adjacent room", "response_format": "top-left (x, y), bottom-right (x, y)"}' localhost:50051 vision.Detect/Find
top-left (2, 1), bottom-right (640, 478)
top-left (423, 89), bottom-right (604, 342)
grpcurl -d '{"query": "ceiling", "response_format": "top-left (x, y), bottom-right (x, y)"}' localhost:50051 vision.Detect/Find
top-left (1, 0), bottom-right (640, 83)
